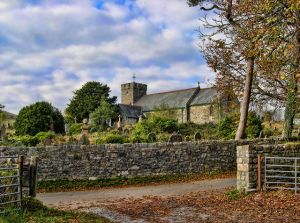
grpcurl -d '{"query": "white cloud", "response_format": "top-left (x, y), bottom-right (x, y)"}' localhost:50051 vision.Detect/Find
top-left (0, 0), bottom-right (216, 114)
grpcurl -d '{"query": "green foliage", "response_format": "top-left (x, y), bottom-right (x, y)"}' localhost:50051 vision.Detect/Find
top-left (218, 116), bottom-right (236, 139)
top-left (69, 123), bottom-right (82, 135)
top-left (225, 189), bottom-right (246, 200)
top-left (35, 131), bottom-right (56, 141)
top-left (65, 81), bottom-right (117, 122)
top-left (245, 112), bottom-right (263, 139)
top-left (11, 135), bottom-right (40, 147)
top-left (97, 133), bottom-right (126, 144)
top-left (90, 100), bottom-right (117, 132)
top-left (14, 101), bottom-right (65, 136)
top-left (1, 196), bottom-right (107, 223)
top-left (150, 116), bottom-right (178, 133)
top-left (283, 76), bottom-right (297, 139)
top-left (0, 104), bottom-right (6, 125)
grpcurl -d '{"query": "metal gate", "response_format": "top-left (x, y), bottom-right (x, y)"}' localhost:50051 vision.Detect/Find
top-left (265, 156), bottom-right (299, 194)
top-left (0, 155), bottom-right (23, 213)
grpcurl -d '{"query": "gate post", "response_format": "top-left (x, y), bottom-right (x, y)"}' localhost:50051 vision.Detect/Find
top-left (29, 156), bottom-right (38, 197)
top-left (18, 155), bottom-right (24, 207)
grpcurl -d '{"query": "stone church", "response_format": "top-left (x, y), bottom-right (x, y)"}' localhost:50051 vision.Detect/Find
top-left (118, 80), bottom-right (232, 126)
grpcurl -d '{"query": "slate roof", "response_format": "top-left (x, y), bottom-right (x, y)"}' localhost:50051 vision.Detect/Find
top-left (118, 104), bottom-right (143, 119)
top-left (134, 88), bottom-right (199, 112)
top-left (190, 88), bottom-right (218, 106)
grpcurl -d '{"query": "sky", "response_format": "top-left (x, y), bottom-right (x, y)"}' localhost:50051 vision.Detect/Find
top-left (0, 0), bottom-right (215, 114)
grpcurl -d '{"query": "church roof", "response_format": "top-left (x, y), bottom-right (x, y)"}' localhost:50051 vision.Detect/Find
top-left (118, 104), bottom-right (143, 119)
top-left (134, 87), bottom-right (199, 112)
top-left (190, 88), bottom-right (218, 106)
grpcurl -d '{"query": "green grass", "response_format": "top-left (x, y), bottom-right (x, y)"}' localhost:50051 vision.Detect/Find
top-left (225, 188), bottom-right (247, 200)
top-left (37, 171), bottom-right (236, 192)
top-left (0, 197), bottom-right (110, 223)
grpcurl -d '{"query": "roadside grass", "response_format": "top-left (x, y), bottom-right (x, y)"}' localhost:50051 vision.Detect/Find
top-left (0, 197), bottom-right (110, 223)
top-left (37, 171), bottom-right (236, 192)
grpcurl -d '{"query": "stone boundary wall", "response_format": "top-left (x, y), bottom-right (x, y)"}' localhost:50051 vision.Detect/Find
top-left (237, 143), bottom-right (300, 191)
top-left (0, 139), bottom-right (280, 182)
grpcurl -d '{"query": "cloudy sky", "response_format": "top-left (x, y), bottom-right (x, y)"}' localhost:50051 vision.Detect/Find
top-left (0, 0), bottom-right (215, 114)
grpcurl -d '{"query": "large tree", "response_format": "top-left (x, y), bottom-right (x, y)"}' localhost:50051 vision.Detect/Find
top-left (188, 0), bottom-right (300, 139)
top-left (15, 101), bottom-right (65, 136)
top-left (65, 82), bottom-right (117, 122)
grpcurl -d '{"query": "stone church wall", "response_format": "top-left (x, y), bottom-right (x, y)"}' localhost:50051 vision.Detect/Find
top-left (189, 104), bottom-right (219, 124)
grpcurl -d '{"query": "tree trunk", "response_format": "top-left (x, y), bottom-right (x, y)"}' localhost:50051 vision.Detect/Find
top-left (235, 57), bottom-right (255, 140)
top-left (283, 10), bottom-right (300, 139)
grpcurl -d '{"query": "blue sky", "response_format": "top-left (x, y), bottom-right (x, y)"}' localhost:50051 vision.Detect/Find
top-left (0, 0), bottom-right (215, 113)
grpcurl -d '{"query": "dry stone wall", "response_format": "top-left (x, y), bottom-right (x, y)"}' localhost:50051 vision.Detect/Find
top-left (237, 143), bottom-right (300, 191)
top-left (0, 141), bottom-right (240, 181)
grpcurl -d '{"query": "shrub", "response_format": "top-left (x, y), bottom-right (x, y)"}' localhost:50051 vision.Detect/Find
top-left (245, 112), bottom-right (263, 139)
top-left (218, 116), bottom-right (236, 139)
top-left (69, 123), bottom-right (82, 135)
top-left (150, 116), bottom-right (178, 133)
top-left (11, 135), bottom-right (39, 147)
top-left (35, 131), bottom-right (56, 141)
top-left (14, 101), bottom-right (65, 136)
top-left (97, 133), bottom-right (126, 144)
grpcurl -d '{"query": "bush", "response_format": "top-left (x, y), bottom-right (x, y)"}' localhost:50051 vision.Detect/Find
top-left (35, 131), bottom-right (56, 141)
top-left (245, 112), bottom-right (263, 139)
top-left (11, 135), bottom-right (39, 147)
top-left (150, 116), bottom-right (178, 133)
top-left (14, 101), bottom-right (65, 136)
top-left (218, 116), bottom-right (236, 139)
top-left (69, 123), bottom-right (82, 135)
top-left (97, 133), bottom-right (126, 144)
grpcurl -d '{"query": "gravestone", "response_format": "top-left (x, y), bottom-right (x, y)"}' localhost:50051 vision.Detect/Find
top-left (168, 133), bottom-right (183, 142)
top-left (65, 124), bottom-right (70, 135)
top-left (185, 136), bottom-right (191, 141)
top-left (123, 128), bottom-right (130, 137)
top-left (259, 131), bottom-right (264, 139)
top-left (148, 133), bottom-right (157, 143)
top-left (194, 132), bottom-right (201, 141)
top-left (0, 125), bottom-right (6, 141)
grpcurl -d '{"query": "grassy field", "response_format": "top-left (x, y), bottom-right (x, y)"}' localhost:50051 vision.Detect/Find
top-left (0, 197), bottom-right (110, 223)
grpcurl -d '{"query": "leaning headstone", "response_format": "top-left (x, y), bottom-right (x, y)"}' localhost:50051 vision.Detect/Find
top-left (194, 132), bottom-right (201, 141)
top-left (185, 136), bottom-right (191, 141)
top-left (79, 134), bottom-right (90, 145)
top-left (259, 131), bottom-right (265, 139)
top-left (148, 133), bottom-right (157, 143)
top-left (168, 133), bottom-right (183, 142)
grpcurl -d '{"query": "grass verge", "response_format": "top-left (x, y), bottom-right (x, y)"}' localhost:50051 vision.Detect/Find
top-left (0, 197), bottom-right (110, 223)
top-left (37, 171), bottom-right (236, 193)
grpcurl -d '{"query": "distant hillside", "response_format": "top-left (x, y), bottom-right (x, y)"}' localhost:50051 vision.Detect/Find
top-left (2, 111), bottom-right (17, 119)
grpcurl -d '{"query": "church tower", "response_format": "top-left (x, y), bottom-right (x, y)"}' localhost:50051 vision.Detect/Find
top-left (121, 75), bottom-right (147, 105)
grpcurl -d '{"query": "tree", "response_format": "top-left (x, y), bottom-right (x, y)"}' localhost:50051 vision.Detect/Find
top-left (188, 0), bottom-right (300, 139)
top-left (90, 100), bottom-right (117, 132)
top-left (15, 101), bottom-right (65, 136)
top-left (65, 82), bottom-right (117, 122)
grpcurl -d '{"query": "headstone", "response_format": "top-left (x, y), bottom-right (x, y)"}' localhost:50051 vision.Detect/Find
top-left (185, 136), bottom-right (191, 141)
top-left (138, 115), bottom-right (143, 123)
top-left (259, 131), bottom-right (264, 139)
top-left (123, 128), bottom-right (130, 137)
top-left (79, 134), bottom-right (90, 145)
top-left (168, 133), bottom-right (183, 142)
top-left (65, 124), bottom-right (70, 135)
top-left (81, 118), bottom-right (89, 135)
top-left (117, 115), bottom-right (122, 129)
top-left (194, 132), bottom-right (201, 141)
top-left (148, 133), bottom-right (157, 143)
top-left (0, 125), bottom-right (6, 141)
